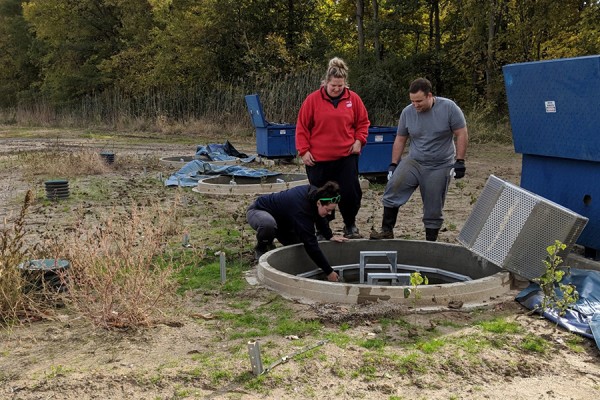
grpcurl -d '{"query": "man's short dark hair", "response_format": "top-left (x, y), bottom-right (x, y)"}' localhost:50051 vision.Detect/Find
top-left (409, 78), bottom-right (432, 95)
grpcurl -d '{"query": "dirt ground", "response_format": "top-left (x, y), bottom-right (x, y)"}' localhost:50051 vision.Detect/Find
top-left (1, 128), bottom-right (599, 400)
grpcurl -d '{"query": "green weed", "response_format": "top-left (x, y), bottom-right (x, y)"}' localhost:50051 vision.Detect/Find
top-left (360, 337), bottom-right (386, 350)
top-left (520, 334), bottom-right (548, 353)
top-left (452, 336), bottom-right (490, 354)
top-left (354, 364), bottom-right (377, 380)
top-left (434, 319), bottom-right (464, 329)
top-left (391, 352), bottom-right (428, 375)
top-left (415, 338), bottom-right (446, 354)
top-left (477, 317), bottom-right (522, 334)
top-left (46, 364), bottom-right (72, 378)
top-left (534, 240), bottom-right (579, 317)
top-left (324, 332), bottom-right (352, 348)
top-left (176, 258), bottom-right (249, 294)
top-left (565, 335), bottom-right (585, 353)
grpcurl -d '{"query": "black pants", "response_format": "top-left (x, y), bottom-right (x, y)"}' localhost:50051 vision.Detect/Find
top-left (246, 203), bottom-right (300, 246)
top-left (305, 154), bottom-right (361, 227)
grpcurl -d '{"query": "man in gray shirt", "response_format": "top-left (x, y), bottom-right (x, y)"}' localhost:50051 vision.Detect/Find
top-left (370, 77), bottom-right (468, 241)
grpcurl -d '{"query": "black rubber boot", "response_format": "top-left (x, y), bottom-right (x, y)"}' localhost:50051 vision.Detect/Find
top-left (370, 207), bottom-right (399, 240)
top-left (254, 240), bottom-right (275, 260)
top-left (343, 224), bottom-right (363, 239)
top-left (425, 228), bottom-right (440, 242)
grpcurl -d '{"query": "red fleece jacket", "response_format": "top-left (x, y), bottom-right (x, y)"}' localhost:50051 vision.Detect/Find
top-left (295, 87), bottom-right (370, 161)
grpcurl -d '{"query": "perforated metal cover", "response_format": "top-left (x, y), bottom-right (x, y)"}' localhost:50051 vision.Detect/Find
top-left (458, 175), bottom-right (588, 280)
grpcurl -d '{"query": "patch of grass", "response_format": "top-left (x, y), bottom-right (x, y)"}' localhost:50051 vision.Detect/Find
top-left (477, 317), bottom-right (522, 334)
top-left (274, 318), bottom-right (321, 337)
top-left (324, 332), bottom-right (352, 348)
top-left (451, 335), bottom-right (491, 354)
top-left (391, 351), bottom-right (429, 375)
top-left (229, 300), bottom-right (252, 310)
top-left (218, 310), bottom-right (270, 328)
top-left (244, 374), bottom-right (269, 392)
top-left (434, 319), bottom-right (465, 329)
top-left (148, 374), bottom-right (163, 385)
top-left (70, 176), bottom-right (113, 202)
top-left (176, 258), bottom-right (249, 294)
top-left (415, 337), bottom-right (446, 354)
top-left (565, 334), bottom-right (585, 353)
top-left (391, 317), bottom-right (413, 330)
top-left (520, 334), bottom-right (549, 353)
top-left (454, 180), bottom-right (466, 190)
top-left (360, 337), bottom-right (386, 350)
top-left (187, 351), bottom-right (244, 386)
top-left (210, 297), bottom-right (322, 340)
top-left (353, 364), bottom-right (377, 381)
top-left (46, 364), bottom-right (72, 378)
top-left (210, 369), bottom-right (233, 385)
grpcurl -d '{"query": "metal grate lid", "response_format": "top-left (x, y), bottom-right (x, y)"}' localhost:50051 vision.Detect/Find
top-left (458, 175), bottom-right (588, 280)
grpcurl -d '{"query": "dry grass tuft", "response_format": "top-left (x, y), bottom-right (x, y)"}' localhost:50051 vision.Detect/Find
top-left (0, 190), bottom-right (34, 325)
top-left (22, 148), bottom-right (111, 180)
top-left (62, 199), bottom-right (183, 330)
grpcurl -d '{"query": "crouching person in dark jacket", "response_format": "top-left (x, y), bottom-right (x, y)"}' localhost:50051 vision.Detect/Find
top-left (246, 181), bottom-right (348, 282)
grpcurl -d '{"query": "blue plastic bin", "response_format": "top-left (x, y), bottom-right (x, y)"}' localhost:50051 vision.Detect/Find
top-left (359, 126), bottom-right (397, 174)
top-left (245, 94), bottom-right (296, 158)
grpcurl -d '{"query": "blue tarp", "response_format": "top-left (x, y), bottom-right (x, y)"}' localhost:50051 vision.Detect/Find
top-left (195, 141), bottom-right (256, 163)
top-left (165, 160), bottom-right (280, 187)
top-left (516, 268), bottom-right (600, 349)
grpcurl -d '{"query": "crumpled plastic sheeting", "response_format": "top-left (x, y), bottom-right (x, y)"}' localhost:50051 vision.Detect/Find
top-left (195, 141), bottom-right (256, 163)
top-left (515, 268), bottom-right (600, 349)
top-left (165, 160), bottom-right (280, 187)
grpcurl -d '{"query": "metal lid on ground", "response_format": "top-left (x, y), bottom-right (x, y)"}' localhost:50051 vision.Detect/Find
top-left (458, 175), bottom-right (588, 280)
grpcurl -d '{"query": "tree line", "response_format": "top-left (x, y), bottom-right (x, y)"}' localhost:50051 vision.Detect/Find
top-left (0, 0), bottom-right (598, 126)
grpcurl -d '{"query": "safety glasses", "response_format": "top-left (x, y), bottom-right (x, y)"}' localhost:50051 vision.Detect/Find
top-left (319, 194), bottom-right (341, 204)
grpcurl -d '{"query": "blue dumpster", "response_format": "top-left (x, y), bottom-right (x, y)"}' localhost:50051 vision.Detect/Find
top-left (244, 94), bottom-right (396, 175)
top-left (503, 55), bottom-right (600, 254)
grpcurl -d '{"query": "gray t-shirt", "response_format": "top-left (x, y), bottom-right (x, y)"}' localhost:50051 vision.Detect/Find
top-left (397, 96), bottom-right (466, 167)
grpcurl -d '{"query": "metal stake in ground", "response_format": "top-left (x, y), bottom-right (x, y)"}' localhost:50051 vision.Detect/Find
top-left (220, 252), bottom-right (226, 283)
top-left (247, 339), bottom-right (329, 376)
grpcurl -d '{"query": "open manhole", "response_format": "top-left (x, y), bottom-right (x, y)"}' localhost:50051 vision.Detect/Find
top-left (257, 239), bottom-right (511, 307)
top-left (192, 173), bottom-right (309, 195)
top-left (18, 259), bottom-right (70, 292)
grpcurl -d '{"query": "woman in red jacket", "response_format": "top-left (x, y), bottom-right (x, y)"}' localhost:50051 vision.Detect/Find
top-left (295, 57), bottom-right (370, 239)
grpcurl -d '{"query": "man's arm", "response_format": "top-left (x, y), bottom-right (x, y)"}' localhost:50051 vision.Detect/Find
top-left (453, 127), bottom-right (468, 160)
top-left (391, 135), bottom-right (408, 164)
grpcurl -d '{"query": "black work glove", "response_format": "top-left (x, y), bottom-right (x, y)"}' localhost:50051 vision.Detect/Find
top-left (387, 162), bottom-right (398, 181)
top-left (453, 159), bottom-right (466, 179)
